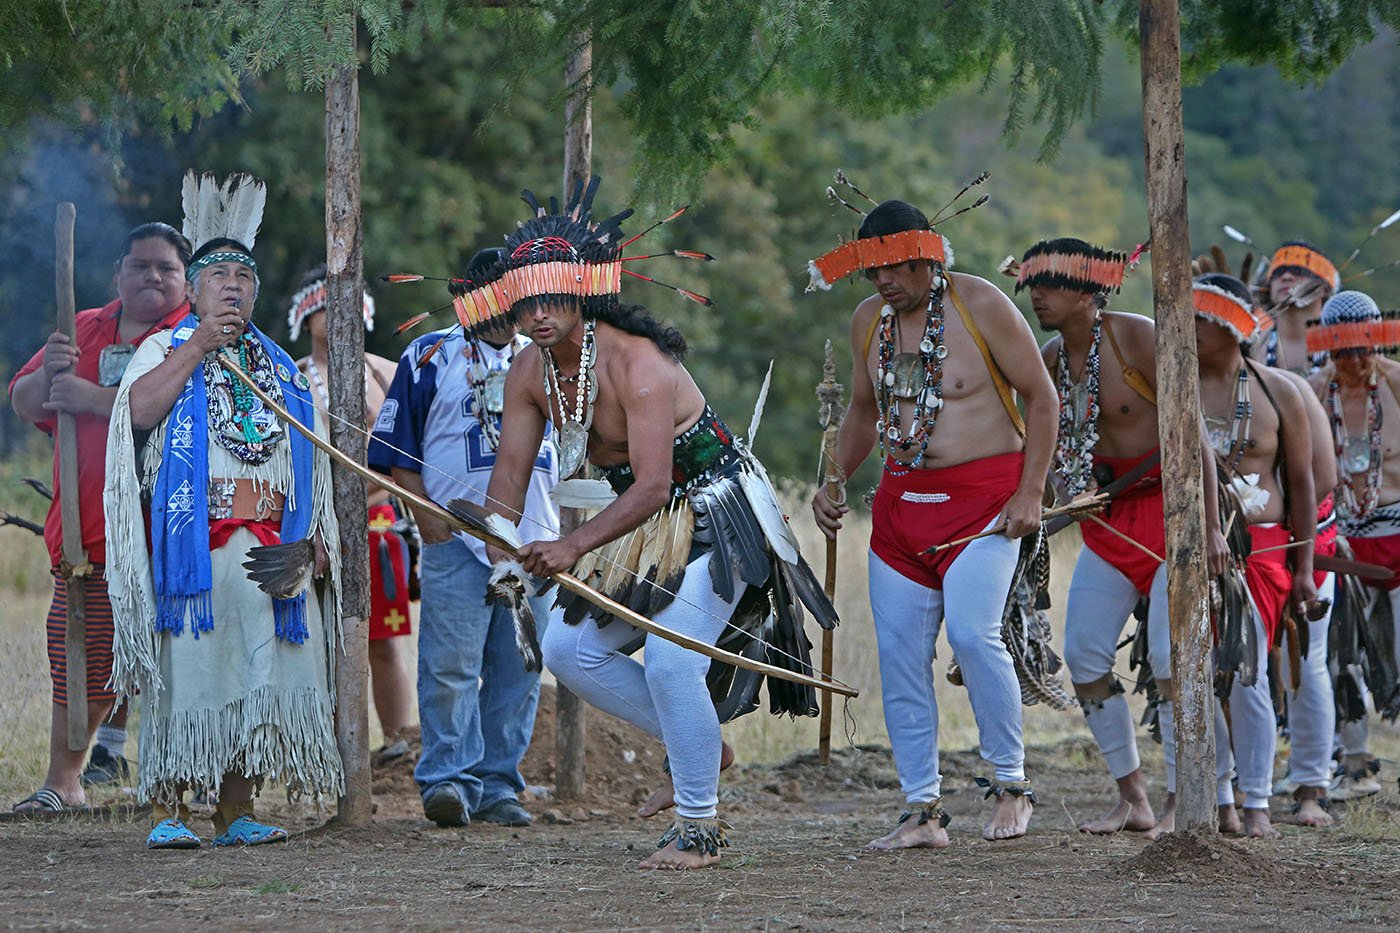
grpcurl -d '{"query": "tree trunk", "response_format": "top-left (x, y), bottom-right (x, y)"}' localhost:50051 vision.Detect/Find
top-left (326, 56), bottom-right (372, 827)
top-left (554, 33), bottom-right (592, 802)
top-left (1139, 0), bottom-right (1216, 832)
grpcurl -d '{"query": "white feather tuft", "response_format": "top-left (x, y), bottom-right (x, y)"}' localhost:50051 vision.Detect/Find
top-left (941, 235), bottom-right (954, 269)
top-left (1222, 224), bottom-right (1252, 244)
top-left (748, 361), bottom-right (773, 446)
top-left (548, 478), bottom-right (619, 510)
top-left (738, 462), bottom-right (799, 564)
top-left (487, 512), bottom-right (523, 549)
top-left (805, 259), bottom-right (832, 293)
top-left (1374, 208), bottom-right (1400, 234)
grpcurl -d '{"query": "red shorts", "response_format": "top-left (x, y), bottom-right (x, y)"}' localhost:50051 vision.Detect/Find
top-left (1080, 450), bottom-right (1165, 595)
top-left (46, 567), bottom-right (116, 706)
top-left (369, 503), bottom-right (413, 640)
top-left (871, 451), bottom-right (1024, 591)
top-left (1347, 531), bottom-right (1400, 590)
top-left (1314, 494), bottom-right (1337, 589)
top-left (1246, 524), bottom-right (1293, 645)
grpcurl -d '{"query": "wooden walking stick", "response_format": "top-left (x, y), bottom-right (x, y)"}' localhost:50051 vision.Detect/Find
top-left (55, 202), bottom-right (89, 751)
top-left (816, 339), bottom-right (845, 765)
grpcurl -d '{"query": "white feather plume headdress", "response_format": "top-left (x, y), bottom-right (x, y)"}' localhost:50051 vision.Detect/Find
top-left (181, 170), bottom-right (267, 253)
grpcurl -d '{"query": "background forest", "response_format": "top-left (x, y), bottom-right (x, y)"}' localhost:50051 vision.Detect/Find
top-left (3, 22), bottom-right (1399, 487)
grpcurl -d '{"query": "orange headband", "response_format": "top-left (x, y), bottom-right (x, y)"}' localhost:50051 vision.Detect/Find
top-left (1192, 284), bottom-right (1259, 341)
top-left (1015, 250), bottom-right (1127, 293)
top-left (1270, 246), bottom-right (1339, 291)
top-left (807, 229), bottom-right (948, 291)
top-left (451, 259), bottom-right (623, 330)
top-left (1306, 315), bottom-right (1400, 354)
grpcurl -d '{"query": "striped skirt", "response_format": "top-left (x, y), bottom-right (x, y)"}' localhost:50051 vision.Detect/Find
top-left (45, 567), bottom-right (116, 705)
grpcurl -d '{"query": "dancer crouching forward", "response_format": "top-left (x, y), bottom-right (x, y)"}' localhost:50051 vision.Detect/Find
top-left (809, 188), bottom-right (1056, 848)
top-left (1013, 238), bottom-right (1229, 834)
top-left (1166, 273), bottom-right (1317, 840)
top-left (478, 180), bottom-right (837, 870)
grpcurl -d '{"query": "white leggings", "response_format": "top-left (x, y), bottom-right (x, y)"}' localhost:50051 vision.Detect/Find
top-left (1337, 583), bottom-right (1400, 755)
top-left (869, 530), bottom-right (1025, 805)
top-left (1154, 592), bottom-right (1275, 809)
top-left (540, 551), bottom-right (741, 819)
top-left (1063, 551), bottom-right (1170, 779)
top-left (1280, 573), bottom-right (1336, 788)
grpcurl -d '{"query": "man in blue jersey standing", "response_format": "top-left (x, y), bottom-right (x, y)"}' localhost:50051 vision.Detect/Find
top-left (369, 248), bottom-right (560, 828)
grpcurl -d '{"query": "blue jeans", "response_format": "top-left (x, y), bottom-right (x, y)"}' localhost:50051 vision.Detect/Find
top-left (415, 537), bottom-right (551, 812)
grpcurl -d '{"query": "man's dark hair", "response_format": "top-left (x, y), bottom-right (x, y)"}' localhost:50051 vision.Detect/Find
top-left (1196, 272), bottom-right (1253, 306)
top-left (117, 222), bottom-right (192, 270)
top-left (858, 200), bottom-right (930, 239)
top-left (190, 237), bottom-right (254, 265)
top-left (466, 248), bottom-right (506, 283)
top-left (294, 263), bottom-right (328, 291)
top-left (593, 302), bottom-right (688, 361)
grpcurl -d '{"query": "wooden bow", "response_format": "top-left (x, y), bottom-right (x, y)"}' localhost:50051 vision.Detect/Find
top-left (217, 356), bottom-right (859, 699)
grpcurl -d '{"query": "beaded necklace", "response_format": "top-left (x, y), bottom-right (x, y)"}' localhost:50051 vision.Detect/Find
top-left (1054, 311), bottom-right (1102, 496)
top-left (1326, 372), bottom-right (1383, 522)
top-left (224, 335), bottom-right (269, 448)
top-left (466, 337), bottom-right (515, 452)
top-left (1204, 366), bottom-right (1252, 472)
top-left (541, 319), bottom-right (597, 477)
top-left (875, 283), bottom-right (947, 476)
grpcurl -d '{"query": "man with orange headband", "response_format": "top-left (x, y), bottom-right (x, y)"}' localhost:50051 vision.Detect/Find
top-left (1254, 241), bottom-right (1339, 375)
top-left (1305, 290), bottom-right (1400, 802)
top-left (1017, 237), bottom-right (1228, 835)
top-left (810, 196), bottom-right (1057, 848)
top-left (1165, 273), bottom-right (1317, 840)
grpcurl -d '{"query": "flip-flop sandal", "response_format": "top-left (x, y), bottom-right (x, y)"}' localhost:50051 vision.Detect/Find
top-left (212, 815), bottom-right (287, 847)
top-left (147, 818), bottom-right (202, 849)
top-left (12, 788), bottom-right (67, 814)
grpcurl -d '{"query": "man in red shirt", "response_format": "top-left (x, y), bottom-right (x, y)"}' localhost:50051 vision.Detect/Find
top-left (8, 222), bottom-right (193, 813)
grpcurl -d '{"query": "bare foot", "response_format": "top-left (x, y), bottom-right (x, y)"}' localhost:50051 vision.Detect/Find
top-left (867, 814), bottom-right (951, 850)
top-left (636, 839), bottom-right (720, 870)
top-left (1292, 789), bottom-right (1335, 828)
top-left (1242, 807), bottom-right (1280, 839)
top-left (983, 793), bottom-right (1033, 841)
top-left (1144, 793), bottom-right (1175, 841)
top-left (637, 742), bottom-right (735, 819)
top-left (1078, 796), bottom-right (1156, 834)
top-left (1218, 804), bottom-right (1242, 835)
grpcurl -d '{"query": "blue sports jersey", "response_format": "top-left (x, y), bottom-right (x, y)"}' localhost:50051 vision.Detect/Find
top-left (368, 330), bottom-right (559, 567)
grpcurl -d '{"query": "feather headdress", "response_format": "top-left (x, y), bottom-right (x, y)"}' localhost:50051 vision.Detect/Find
top-left (1192, 279), bottom-right (1260, 342)
top-left (181, 171), bottom-right (266, 252)
top-left (1007, 237), bottom-right (1134, 295)
top-left (287, 276), bottom-right (376, 342)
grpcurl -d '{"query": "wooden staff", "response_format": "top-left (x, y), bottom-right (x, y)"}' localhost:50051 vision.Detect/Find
top-left (815, 339), bottom-right (845, 765)
top-left (55, 202), bottom-right (89, 751)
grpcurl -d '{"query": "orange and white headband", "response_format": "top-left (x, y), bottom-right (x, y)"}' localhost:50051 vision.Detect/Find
top-left (1306, 290), bottom-right (1400, 354)
top-left (451, 260), bottom-right (624, 332)
top-left (1270, 245), bottom-right (1340, 291)
top-left (806, 229), bottom-right (951, 293)
top-left (287, 280), bottom-right (375, 342)
top-left (1192, 282), bottom-right (1259, 341)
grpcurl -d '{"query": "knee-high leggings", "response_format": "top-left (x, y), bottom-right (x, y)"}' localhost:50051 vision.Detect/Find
top-left (540, 551), bottom-right (741, 819)
top-left (868, 527), bottom-right (1026, 805)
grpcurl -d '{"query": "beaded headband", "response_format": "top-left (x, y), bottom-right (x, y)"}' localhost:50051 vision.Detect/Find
top-left (1008, 238), bottom-right (1132, 295)
top-left (1192, 282), bottom-right (1259, 341)
top-left (1269, 245), bottom-right (1339, 291)
top-left (187, 249), bottom-right (258, 281)
top-left (286, 280), bottom-right (375, 342)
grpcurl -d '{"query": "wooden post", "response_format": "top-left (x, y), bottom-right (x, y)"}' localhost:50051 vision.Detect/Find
top-left (55, 202), bottom-right (89, 752)
top-left (816, 340), bottom-right (844, 765)
top-left (554, 33), bottom-right (593, 801)
top-left (326, 51), bottom-right (372, 826)
top-left (1140, 0), bottom-right (1216, 832)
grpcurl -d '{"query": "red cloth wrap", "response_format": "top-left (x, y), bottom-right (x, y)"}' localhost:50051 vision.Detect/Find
top-left (871, 451), bottom-right (1024, 591)
top-left (1314, 494), bottom-right (1337, 589)
top-left (208, 518), bottom-right (281, 551)
top-left (1346, 531), bottom-right (1400, 590)
top-left (1080, 449), bottom-right (1165, 595)
top-left (368, 502), bottom-right (413, 639)
top-left (1246, 524), bottom-right (1294, 644)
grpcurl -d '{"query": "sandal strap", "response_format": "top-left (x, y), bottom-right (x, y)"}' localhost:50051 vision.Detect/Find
top-left (897, 799), bottom-right (951, 829)
top-left (975, 777), bottom-right (1038, 805)
top-left (14, 788), bottom-right (65, 812)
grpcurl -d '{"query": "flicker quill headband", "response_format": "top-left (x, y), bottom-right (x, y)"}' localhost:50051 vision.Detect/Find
top-left (805, 169), bottom-right (990, 293)
top-left (1192, 282), bottom-right (1259, 341)
top-left (286, 280), bottom-right (376, 342)
top-left (1006, 239), bottom-right (1136, 295)
top-left (1270, 245), bottom-right (1340, 291)
top-left (1306, 291), bottom-right (1400, 354)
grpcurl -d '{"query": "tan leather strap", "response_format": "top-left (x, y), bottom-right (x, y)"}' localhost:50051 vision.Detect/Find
top-left (862, 311), bottom-right (881, 363)
top-left (947, 281), bottom-right (1026, 438)
top-left (1101, 314), bottom-right (1158, 407)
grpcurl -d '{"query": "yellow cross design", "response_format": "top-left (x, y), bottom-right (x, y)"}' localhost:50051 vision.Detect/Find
top-left (383, 608), bottom-right (408, 633)
top-left (369, 515), bottom-right (394, 531)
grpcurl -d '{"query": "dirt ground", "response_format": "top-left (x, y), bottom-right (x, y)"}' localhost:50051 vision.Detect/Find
top-left (3, 687), bottom-right (1398, 931)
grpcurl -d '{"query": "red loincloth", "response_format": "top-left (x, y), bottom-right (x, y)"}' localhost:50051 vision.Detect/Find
top-left (368, 503), bottom-right (413, 639)
top-left (1080, 449), bottom-right (1164, 595)
top-left (1346, 530), bottom-right (1400, 591)
top-left (871, 451), bottom-right (1024, 591)
top-left (1314, 494), bottom-right (1337, 589)
top-left (1246, 523), bottom-right (1294, 645)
